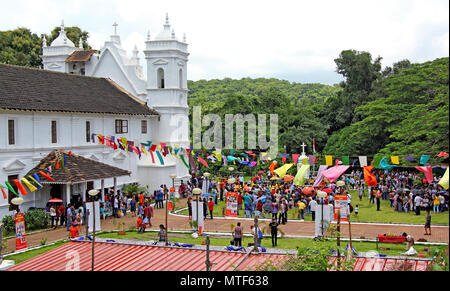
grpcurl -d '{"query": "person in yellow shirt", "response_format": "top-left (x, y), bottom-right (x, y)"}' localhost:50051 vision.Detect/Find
top-left (433, 195), bottom-right (441, 213)
top-left (297, 199), bottom-right (306, 221)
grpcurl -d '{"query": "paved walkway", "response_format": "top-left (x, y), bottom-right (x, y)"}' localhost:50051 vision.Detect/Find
top-left (2, 198), bottom-right (448, 254)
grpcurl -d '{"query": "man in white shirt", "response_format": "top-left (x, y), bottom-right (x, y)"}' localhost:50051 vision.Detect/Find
top-left (414, 195), bottom-right (422, 215)
top-left (309, 198), bottom-right (317, 221)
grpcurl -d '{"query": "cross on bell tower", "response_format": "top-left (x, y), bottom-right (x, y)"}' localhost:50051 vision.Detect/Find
top-left (113, 22), bottom-right (118, 35)
top-left (300, 142), bottom-right (307, 155)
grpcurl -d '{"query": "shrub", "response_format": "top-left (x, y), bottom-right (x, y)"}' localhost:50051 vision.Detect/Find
top-left (23, 209), bottom-right (49, 231)
top-left (1, 209), bottom-right (49, 235)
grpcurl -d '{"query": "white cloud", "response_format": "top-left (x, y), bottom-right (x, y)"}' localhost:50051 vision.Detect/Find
top-left (0, 0), bottom-right (448, 84)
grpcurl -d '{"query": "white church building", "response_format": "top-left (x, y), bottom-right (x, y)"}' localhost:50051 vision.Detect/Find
top-left (0, 15), bottom-right (191, 218)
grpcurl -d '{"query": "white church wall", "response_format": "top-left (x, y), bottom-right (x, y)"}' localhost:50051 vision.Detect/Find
top-left (0, 110), bottom-right (156, 219)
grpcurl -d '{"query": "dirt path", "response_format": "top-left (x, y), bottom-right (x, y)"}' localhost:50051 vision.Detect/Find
top-left (2, 198), bottom-right (448, 254)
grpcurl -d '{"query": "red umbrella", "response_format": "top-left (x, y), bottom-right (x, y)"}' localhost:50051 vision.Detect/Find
top-left (322, 188), bottom-right (332, 194)
top-left (252, 176), bottom-right (260, 182)
top-left (258, 171), bottom-right (264, 174)
top-left (302, 186), bottom-right (315, 195)
top-left (48, 198), bottom-right (63, 203)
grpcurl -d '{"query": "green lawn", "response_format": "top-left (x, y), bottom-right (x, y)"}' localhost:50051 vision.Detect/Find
top-left (177, 190), bottom-right (449, 225)
top-left (96, 230), bottom-right (443, 258)
top-left (4, 240), bottom-right (68, 265)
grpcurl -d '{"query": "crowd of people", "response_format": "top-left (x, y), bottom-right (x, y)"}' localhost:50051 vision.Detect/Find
top-left (185, 168), bottom-right (448, 227)
top-left (44, 166), bottom-right (447, 241)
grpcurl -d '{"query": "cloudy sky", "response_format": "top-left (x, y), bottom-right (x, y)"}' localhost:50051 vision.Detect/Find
top-left (0, 0), bottom-right (448, 85)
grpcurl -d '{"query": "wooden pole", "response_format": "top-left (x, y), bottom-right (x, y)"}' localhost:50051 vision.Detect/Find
top-left (337, 209), bottom-right (341, 269)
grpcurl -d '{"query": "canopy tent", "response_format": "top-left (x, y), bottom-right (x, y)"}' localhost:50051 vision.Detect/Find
top-left (25, 150), bottom-right (132, 203)
top-left (321, 166), bottom-right (350, 183)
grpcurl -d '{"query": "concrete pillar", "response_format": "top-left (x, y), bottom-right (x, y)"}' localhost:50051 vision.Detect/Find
top-left (66, 184), bottom-right (71, 206)
top-left (81, 183), bottom-right (86, 202)
top-left (101, 179), bottom-right (105, 202)
top-left (113, 177), bottom-right (117, 194)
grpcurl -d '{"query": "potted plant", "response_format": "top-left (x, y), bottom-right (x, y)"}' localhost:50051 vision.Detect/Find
top-left (118, 222), bottom-right (126, 235)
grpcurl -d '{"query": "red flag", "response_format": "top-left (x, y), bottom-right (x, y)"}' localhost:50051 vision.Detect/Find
top-left (269, 161), bottom-right (278, 175)
top-left (1, 187), bottom-right (7, 199)
top-left (363, 166), bottom-right (377, 187)
top-left (292, 154), bottom-right (300, 165)
top-left (40, 171), bottom-right (55, 182)
top-left (13, 179), bottom-right (28, 195)
top-left (415, 166), bottom-right (433, 184)
top-left (197, 156), bottom-right (209, 168)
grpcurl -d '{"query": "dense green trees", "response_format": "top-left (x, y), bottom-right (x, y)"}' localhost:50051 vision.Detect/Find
top-left (1, 26), bottom-right (447, 162)
top-left (0, 26), bottom-right (90, 68)
top-left (188, 55), bottom-right (448, 165)
top-left (0, 28), bottom-right (42, 67)
top-left (323, 57), bottom-right (449, 161)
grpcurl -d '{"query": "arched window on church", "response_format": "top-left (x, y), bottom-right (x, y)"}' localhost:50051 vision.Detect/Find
top-left (179, 68), bottom-right (183, 88)
top-left (157, 68), bottom-right (165, 89)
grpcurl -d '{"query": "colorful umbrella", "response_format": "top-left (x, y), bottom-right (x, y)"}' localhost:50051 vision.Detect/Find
top-left (322, 188), bottom-right (333, 194)
top-left (48, 198), bottom-right (63, 203)
top-left (283, 175), bottom-right (295, 182)
top-left (336, 180), bottom-right (346, 187)
top-left (302, 186), bottom-right (315, 195)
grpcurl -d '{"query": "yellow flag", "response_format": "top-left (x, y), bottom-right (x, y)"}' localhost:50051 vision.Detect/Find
top-left (438, 167), bottom-right (449, 190)
top-left (391, 156), bottom-right (400, 164)
top-left (302, 158), bottom-right (308, 165)
top-left (294, 164), bottom-right (310, 186)
top-left (273, 163), bottom-right (293, 178)
top-left (325, 155), bottom-right (333, 166)
top-left (213, 151), bottom-right (222, 162)
top-left (21, 177), bottom-right (37, 192)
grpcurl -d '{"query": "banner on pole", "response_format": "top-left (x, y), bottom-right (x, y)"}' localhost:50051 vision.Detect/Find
top-left (334, 195), bottom-right (348, 222)
top-left (225, 192), bottom-right (238, 217)
top-left (15, 213), bottom-right (27, 251)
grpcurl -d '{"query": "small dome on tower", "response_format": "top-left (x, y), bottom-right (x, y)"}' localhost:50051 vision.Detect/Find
top-left (155, 13), bottom-right (175, 41)
top-left (50, 20), bottom-right (75, 47)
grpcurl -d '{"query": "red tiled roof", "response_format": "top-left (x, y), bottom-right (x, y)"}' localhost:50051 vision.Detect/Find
top-left (65, 50), bottom-right (96, 62)
top-left (6, 240), bottom-right (431, 271)
top-left (25, 150), bottom-right (131, 184)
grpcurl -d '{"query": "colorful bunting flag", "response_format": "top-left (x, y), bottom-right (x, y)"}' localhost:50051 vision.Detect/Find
top-left (438, 168), bottom-right (449, 190)
top-left (325, 155), bottom-right (333, 166)
top-left (391, 156), bottom-right (400, 165)
top-left (420, 155), bottom-right (431, 165)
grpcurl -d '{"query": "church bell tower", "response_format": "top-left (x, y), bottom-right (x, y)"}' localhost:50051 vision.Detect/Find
top-left (143, 14), bottom-right (190, 149)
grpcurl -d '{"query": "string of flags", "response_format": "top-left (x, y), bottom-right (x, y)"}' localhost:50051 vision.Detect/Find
top-left (90, 133), bottom-right (448, 189)
top-left (1, 151), bottom-right (69, 201)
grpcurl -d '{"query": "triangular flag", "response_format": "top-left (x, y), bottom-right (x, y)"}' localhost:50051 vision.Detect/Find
top-left (415, 166), bottom-right (433, 184)
top-left (292, 154), bottom-right (300, 165)
top-left (420, 155), bottom-right (431, 165)
top-left (341, 156), bottom-right (350, 165)
top-left (293, 164), bottom-right (310, 186)
top-left (197, 156), bottom-right (209, 168)
top-left (325, 155), bottom-right (333, 166)
top-left (13, 179), bottom-right (28, 195)
top-left (391, 156), bottom-right (400, 165)
top-left (0, 185), bottom-right (7, 199)
top-left (364, 166), bottom-right (377, 187)
top-left (273, 164), bottom-right (293, 178)
top-left (438, 168), bottom-right (449, 189)
top-left (5, 181), bottom-right (18, 197)
top-left (21, 177), bottom-right (37, 192)
top-left (359, 156), bottom-right (368, 167)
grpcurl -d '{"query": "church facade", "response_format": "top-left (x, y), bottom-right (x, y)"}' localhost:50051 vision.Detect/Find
top-left (0, 16), bottom-right (191, 218)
